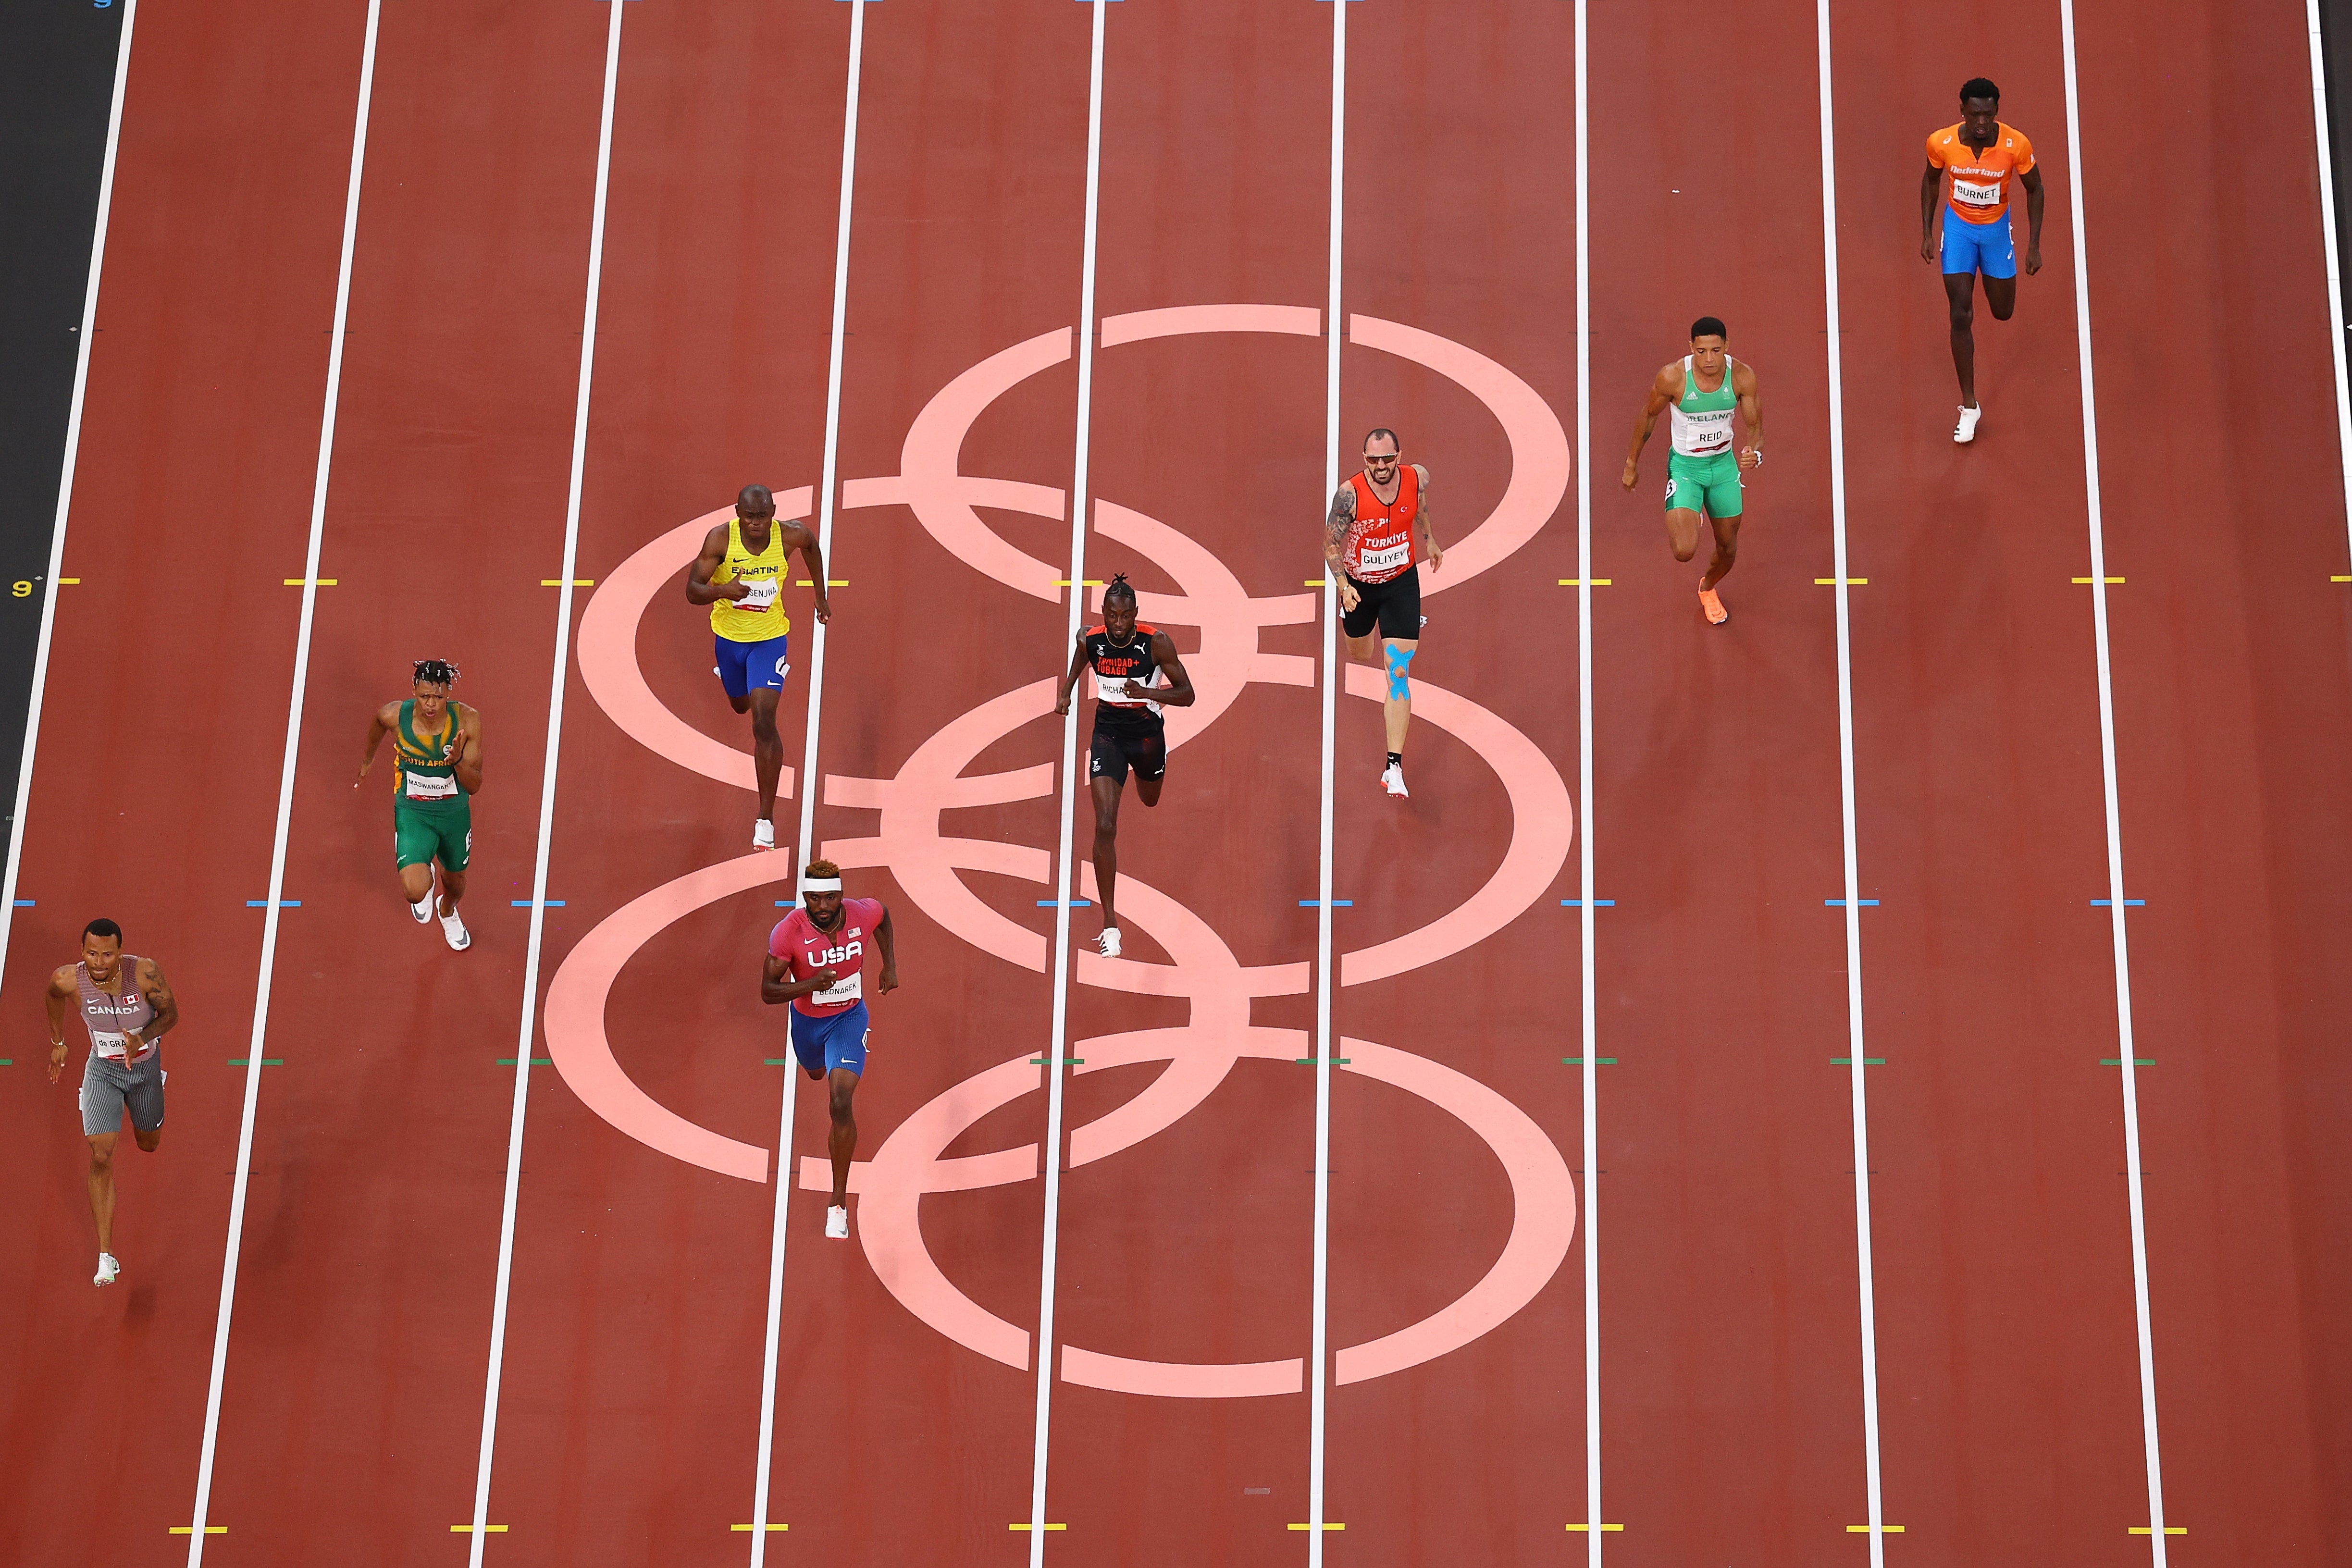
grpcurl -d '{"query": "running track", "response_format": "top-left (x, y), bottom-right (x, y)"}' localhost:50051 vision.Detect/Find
top-left (1, 1), bottom-right (2348, 1564)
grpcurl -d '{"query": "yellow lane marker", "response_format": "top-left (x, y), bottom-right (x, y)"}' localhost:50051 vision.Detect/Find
top-left (730, 1524), bottom-right (790, 1532)
top-left (1054, 579), bottom-right (1104, 588)
top-left (540, 578), bottom-right (594, 586)
top-left (2129, 1526), bottom-right (2188, 1535)
top-left (450, 1524), bottom-right (509, 1532)
top-left (58, 578), bottom-right (81, 585)
top-left (1565, 1523), bottom-right (1626, 1531)
top-left (169, 1526), bottom-right (227, 1535)
top-left (1287, 1522), bottom-right (1345, 1531)
top-left (2071, 576), bottom-right (2125, 584)
top-left (1846, 1525), bottom-right (1906, 1533)
top-left (796, 579), bottom-right (850, 587)
top-left (1558, 578), bottom-right (1614, 586)
top-left (285, 578), bottom-right (338, 586)
top-left (2333, 574), bottom-right (2352, 582)
top-left (1815, 577), bottom-right (1868, 585)
top-left (1008, 1522), bottom-right (1067, 1531)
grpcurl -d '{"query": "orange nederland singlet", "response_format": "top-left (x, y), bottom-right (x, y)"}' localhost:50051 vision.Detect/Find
top-left (1341, 465), bottom-right (1420, 584)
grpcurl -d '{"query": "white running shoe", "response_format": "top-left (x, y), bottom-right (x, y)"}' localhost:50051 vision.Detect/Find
top-left (439, 904), bottom-right (471, 952)
top-left (94, 1252), bottom-right (119, 1287)
top-left (753, 818), bottom-right (776, 851)
top-left (409, 895), bottom-right (432, 925)
top-left (825, 1205), bottom-right (849, 1240)
top-left (1097, 926), bottom-right (1122, 958)
top-left (1954, 403), bottom-right (1982, 444)
top-left (1382, 762), bottom-right (1411, 799)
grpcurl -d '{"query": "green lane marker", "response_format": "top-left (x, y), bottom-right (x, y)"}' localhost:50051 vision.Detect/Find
top-left (1029, 1058), bottom-right (1086, 1066)
top-left (0, 1059), bottom-right (12, 1066)
top-left (1560, 1057), bottom-right (1618, 1065)
top-left (1832, 1057), bottom-right (1886, 1065)
top-left (1293, 1058), bottom-right (1351, 1065)
top-left (228, 1058), bottom-right (284, 1067)
top-left (495, 1058), bottom-right (553, 1066)
top-left (2101, 1058), bottom-right (2156, 1066)
top-left (764, 1058), bottom-right (793, 1065)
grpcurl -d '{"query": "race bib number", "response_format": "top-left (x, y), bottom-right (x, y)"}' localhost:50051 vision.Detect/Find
top-left (738, 576), bottom-right (781, 611)
top-left (1951, 177), bottom-right (2002, 209)
top-left (404, 770), bottom-right (459, 802)
top-left (812, 970), bottom-right (862, 1007)
top-left (1094, 672), bottom-right (1147, 703)
top-left (1357, 538), bottom-right (1411, 576)
top-left (1687, 428), bottom-right (1731, 453)
top-left (89, 1029), bottom-right (126, 1058)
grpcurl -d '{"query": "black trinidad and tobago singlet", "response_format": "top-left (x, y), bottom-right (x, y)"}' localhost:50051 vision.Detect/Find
top-left (1083, 623), bottom-right (1164, 731)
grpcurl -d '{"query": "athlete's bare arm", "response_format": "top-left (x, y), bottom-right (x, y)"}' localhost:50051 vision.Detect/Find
top-left (44, 965), bottom-right (74, 1083)
top-left (1919, 160), bottom-right (1946, 262)
top-left (2017, 165), bottom-right (2045, 274)
top-left (448, 702), bottom-right (484, 795)
top-left (129, 958), bottom-right (177, 1054)
top-left (1732, 362), bottom-right (1764, 470)
top-left (873, 905), bottom-right (899, 993)
top-left (685, 523), bottom-right (753, 606)
top-left (1145, 632), bottom-right (1197, 707)
top-left (1053, 632), bottom-right (1093, 718)
top-left (1622, 363), bottom-right (1686, 490)
top-left (1411, 464), bottom-right (1444, 573)
top-left (761, 953), bottom-right (836, 1006)
top-left (355, 699), bottom-right (403, 787)
top-left (1325, 484), bottom-right (1361, 612)
top-left (780, 517), bottom-right (832, 625)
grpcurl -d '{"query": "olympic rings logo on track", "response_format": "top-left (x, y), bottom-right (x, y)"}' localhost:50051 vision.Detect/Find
top-left (548, 305), bottom-right (1576, 1396)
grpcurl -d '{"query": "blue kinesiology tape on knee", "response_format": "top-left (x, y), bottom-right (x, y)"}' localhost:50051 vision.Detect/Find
top-left (1384, 642), bottom-right (1414, 700)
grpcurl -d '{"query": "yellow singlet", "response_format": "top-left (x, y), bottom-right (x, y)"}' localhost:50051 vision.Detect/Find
top-left (708, 517), bottom-right (792, 642)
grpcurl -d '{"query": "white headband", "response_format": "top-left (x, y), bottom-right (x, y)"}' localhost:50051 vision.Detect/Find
top-left (800, 877), bottom-right (843, 893)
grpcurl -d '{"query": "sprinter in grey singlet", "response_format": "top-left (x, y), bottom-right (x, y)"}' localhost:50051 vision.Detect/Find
top-left (47, 917), bottom-right (179, 1287)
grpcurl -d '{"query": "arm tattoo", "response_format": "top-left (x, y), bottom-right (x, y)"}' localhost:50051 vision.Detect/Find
top-left (141, 960), bottom-right (176, 1039)
top-left (1325, 484), bottom-right (1354, 553)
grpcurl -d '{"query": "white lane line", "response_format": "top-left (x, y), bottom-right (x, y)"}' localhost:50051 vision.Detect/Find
top-left (463, 0), bottom-right (627, 1557)
top-left (0, 0), bottom-right (140, 979)
top-left (745, 1), bottom-right (868, 1559)
top-left (185, 0), bottom-right (387, 1558)
top-left (2306, 0), bottom-right (2352, 563)
top-left (1024, 1), bottom-right (1109, 1556)
top-left (1812, 4), bottom-right (1889, 1562)
top-left (2055, 4), bottom-right (2169, 1559)
top-left (1306, 0), bottom-right (1346, 1558)
top-left (1571, 0), bottom-right (1601, 1557)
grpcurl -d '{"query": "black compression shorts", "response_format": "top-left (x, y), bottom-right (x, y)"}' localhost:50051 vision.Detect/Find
top-left (1089, 719), bottom-right (1166, 785)
top-left (1341, 565), bottom-right (1422, 642)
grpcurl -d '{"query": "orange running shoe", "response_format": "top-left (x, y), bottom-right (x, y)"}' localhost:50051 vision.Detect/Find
top-left (1698, 585), bottom-right (1729, 625)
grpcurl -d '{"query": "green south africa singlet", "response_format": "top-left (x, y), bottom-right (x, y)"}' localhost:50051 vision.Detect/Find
top-left (391, 700), bottom-right (464, 814)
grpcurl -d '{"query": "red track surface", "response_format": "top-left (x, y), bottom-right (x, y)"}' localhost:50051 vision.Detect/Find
top-left (3, 1), bottom-right (2348, 1565)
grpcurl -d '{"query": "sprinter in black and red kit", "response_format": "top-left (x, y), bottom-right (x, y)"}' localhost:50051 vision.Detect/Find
top-left (1054, 573), bottom-right (1195, 959)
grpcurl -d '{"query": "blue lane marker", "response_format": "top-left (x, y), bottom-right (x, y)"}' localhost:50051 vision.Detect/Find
top-left (1824, 898), bottom-right (1881, 907)
top-left (2091, 898), bottom-right (2147, 907)
top-left (246, 899), bottom-right (301, 908)
top-left (1299, 899), bottom-right (1354, 907)
top-left (12, 899), bottom-right (31, 907)
top-left (510, 899), bottom-right (567, 907)
top-left (1560, 899), bottom-right (1617, 907)
top-left (1037, 900), bottom-right (1093, 907)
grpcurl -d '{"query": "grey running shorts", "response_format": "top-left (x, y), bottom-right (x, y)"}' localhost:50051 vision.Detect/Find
top-left (80, 1049), bottom-right (165, 1137)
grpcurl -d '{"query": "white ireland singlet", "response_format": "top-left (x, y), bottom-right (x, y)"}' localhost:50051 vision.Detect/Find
top-left (1667, 355), bottom-right (1738, 457)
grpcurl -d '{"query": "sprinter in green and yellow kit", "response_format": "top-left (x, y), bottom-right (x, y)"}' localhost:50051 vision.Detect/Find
top-left (356, 659), bottom-right (483, 951)
top-left (1621, 315), bottom-right (1765, 626)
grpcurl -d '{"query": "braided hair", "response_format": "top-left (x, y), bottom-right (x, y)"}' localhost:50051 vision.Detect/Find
top-left (412, 658), bottom-right (460, 689)
top-left (1102, 572), bottom-right (1138, 608)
